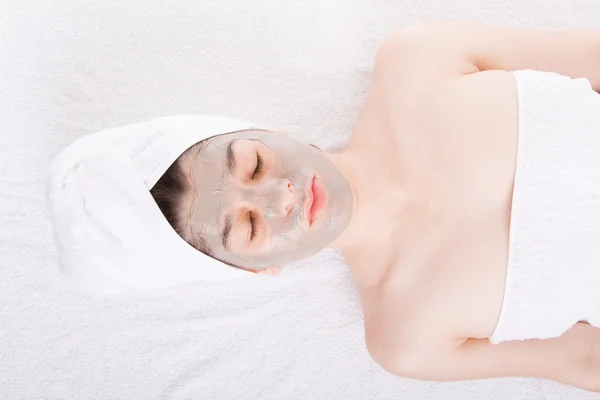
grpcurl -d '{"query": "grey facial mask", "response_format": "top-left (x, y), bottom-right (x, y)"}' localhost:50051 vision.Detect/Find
top-left (191, 129), bottom-right (353, 269)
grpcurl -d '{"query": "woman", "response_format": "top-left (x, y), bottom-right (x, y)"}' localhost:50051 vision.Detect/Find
top-left (52, 20), bottom-right (600, 391)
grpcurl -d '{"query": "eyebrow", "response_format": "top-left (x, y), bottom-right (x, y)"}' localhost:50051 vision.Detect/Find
top-left (221, 214), bottom-right (232, 251)
top-left (225, 139), bottom-right (237, 175)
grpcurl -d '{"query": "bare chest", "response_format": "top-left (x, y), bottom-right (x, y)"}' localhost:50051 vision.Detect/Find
top-left (349, 71), bottom-right (520, 338)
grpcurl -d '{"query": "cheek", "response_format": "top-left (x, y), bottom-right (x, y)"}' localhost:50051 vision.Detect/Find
top-left (285, 163), bottom-right (314, 185)
top-left (269, 229), bottom-right (306, 253)
top-left (269, 217), bottom-right (305, 244)
top-left (275, 149), bottom-right (311, 174)
top-left (228, 236), bottom-right (272, 257)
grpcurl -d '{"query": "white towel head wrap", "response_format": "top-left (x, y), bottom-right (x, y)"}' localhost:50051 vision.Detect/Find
top-left (48, 115), bottom-right (256, 294)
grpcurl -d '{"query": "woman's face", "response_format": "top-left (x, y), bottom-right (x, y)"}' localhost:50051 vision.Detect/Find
top-left (189, 129), bottom-right (353, 270)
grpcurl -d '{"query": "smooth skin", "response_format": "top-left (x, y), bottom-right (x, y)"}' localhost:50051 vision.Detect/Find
top-left (207, 20), bottom-right (600, 390)
top-left (323, 21), bottom-right (600, 391)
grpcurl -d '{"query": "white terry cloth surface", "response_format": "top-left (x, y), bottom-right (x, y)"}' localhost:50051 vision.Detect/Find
top-left (490, 70), bottom-right (600, 344)
top-left (2, 1), bottom-right (600, 399)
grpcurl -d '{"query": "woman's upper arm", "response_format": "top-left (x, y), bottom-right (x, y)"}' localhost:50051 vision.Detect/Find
top-left (373, 336), bottom-right (552, 382)
top-left (377, 20), bottom-right (600, 89)
top-left (398, 337), bottom-right (557, 382)
top-left (371, 323), bottom-right (599, 391)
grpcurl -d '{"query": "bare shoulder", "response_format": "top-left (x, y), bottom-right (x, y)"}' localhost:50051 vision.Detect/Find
top-left (362, 254), bottom-right (503, 372)
top-left (369, 34), bottom-right (474, 126)
top-left (361, 267), bottom-right (459, 372)
top-left (371, 22), bottom-right (478, 92)
top-left (363, 259), bottom-right (600, 391)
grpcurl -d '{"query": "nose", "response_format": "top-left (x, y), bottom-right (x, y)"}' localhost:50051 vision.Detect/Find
top-left (282, 180), bottom-right (295, 217)
top-left (240, 179), bottom-right (296, 218)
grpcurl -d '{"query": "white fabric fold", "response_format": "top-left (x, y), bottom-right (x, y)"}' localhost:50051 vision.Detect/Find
top-left (47, 115), bottom-right (256, 294)
top-left (490, 71), bottom-right (600, 343)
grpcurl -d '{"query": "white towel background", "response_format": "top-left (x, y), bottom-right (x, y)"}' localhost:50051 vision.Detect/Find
top-left (2, 1), bottom-right (600, 399)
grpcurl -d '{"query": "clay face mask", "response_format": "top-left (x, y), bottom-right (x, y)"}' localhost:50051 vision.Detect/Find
top-left (190, 129), bottom-right (353, 269)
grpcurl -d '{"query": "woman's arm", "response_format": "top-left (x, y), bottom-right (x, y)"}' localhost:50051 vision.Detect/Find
top-left (370, 322), bottom-right (600, 392)
top-left (379, 20), bottom-right (600, 90)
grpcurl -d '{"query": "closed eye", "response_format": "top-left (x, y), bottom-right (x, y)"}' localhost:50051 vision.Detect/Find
top-left (249, 211), bottom-right (260, 241)
top-left (251, 153), bottom-right (264, 180)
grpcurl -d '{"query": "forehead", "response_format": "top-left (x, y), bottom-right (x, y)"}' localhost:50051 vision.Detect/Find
top-left (192, 131), bottom-right (260, 172)
top-left (201, 129), bottom-right (301, 153)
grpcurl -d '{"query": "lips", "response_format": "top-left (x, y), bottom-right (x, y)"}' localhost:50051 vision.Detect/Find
top-left (305, 174), bottom-right (327, 226)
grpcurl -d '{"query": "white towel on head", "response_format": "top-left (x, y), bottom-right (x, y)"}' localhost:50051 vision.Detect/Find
top-left (47, 115), bottom-right (255, 294)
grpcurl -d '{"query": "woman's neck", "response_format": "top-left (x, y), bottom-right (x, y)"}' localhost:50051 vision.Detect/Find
top-left (325, 150), bottom-right (408, 253)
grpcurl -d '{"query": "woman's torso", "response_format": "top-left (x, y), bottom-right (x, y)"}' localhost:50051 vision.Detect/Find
top-left (345, 68), bottom-right (520, 341)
